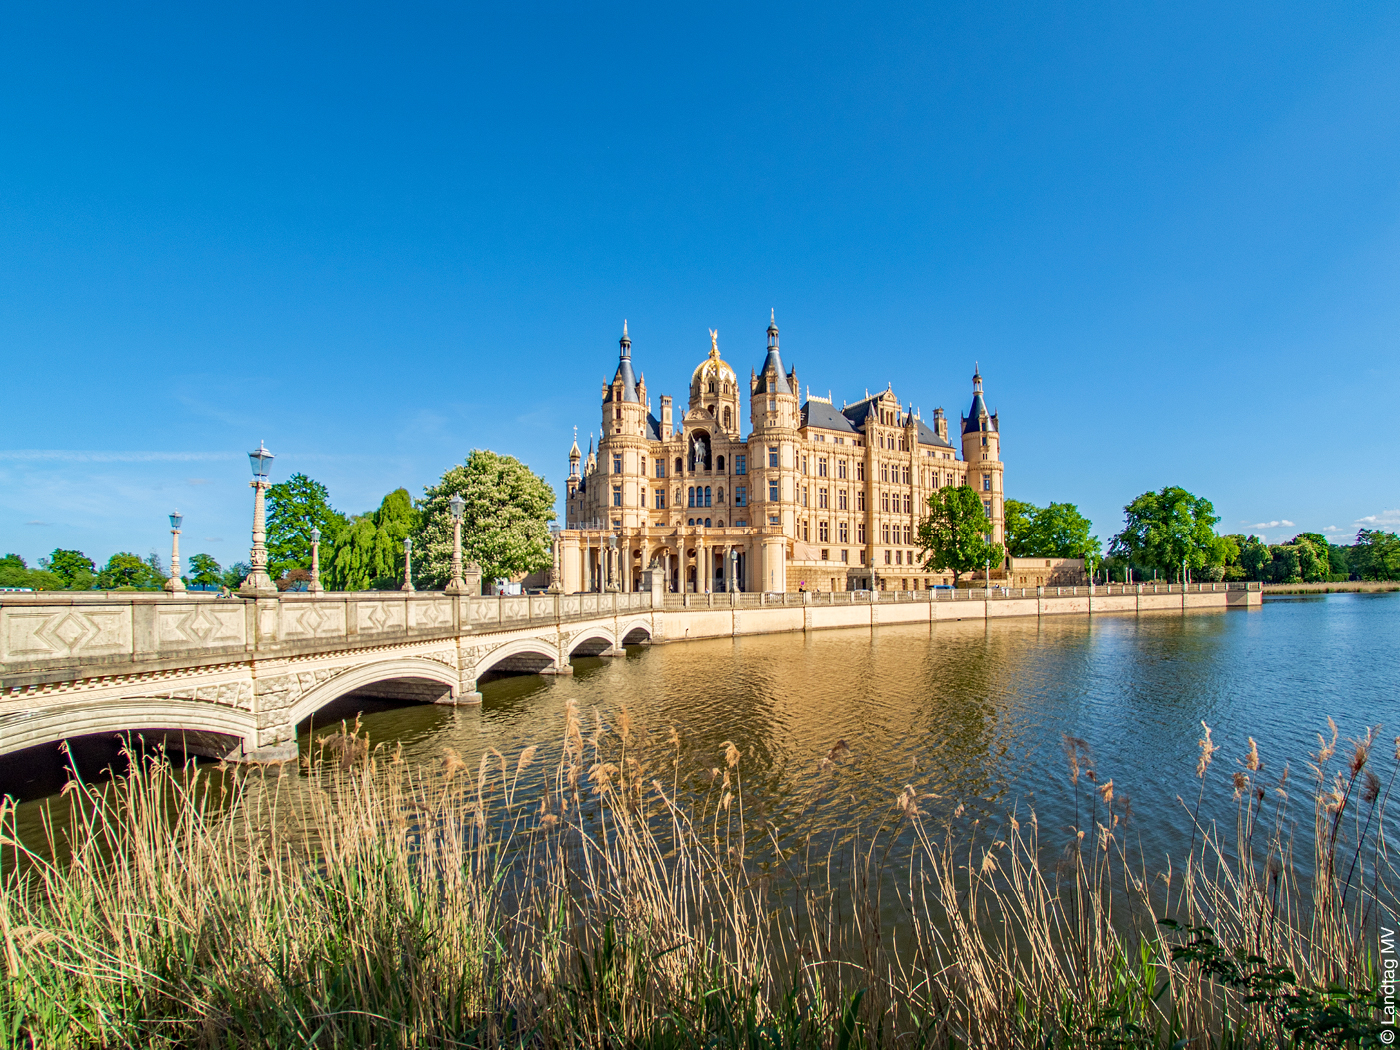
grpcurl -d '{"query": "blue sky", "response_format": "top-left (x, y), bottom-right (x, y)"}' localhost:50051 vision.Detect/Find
top-left (2, 2), bottom-right (1397, 571)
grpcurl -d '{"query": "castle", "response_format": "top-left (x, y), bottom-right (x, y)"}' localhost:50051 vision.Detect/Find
top-left (559, 314), bottom-right (1004, 593)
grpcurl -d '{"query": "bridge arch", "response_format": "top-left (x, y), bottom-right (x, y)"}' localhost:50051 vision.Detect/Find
top-left (568, 627), bottom-right (617, 658)
top-left (287, 656), bottom-right (461, 728)
top-left (617, 617), bottom-right (653, 646)
top-left (474, 637), bottom-right (561, 678)
top-left (0, 696), bottom-right (257, 759)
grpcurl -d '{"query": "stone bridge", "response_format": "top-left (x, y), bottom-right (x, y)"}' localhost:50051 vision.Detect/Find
top-left (0, 591), bottom-right (658, 762)
top-left (0, 582), bottom-right (1261, 764)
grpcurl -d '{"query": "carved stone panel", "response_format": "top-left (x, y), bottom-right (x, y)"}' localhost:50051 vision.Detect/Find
top-left (501, 597), bottom-right (528, 622)
top-left (410, 600), bottom-right (453, 631)
top-left (356, 600), bottom-right (406, 634)
top-left (279, 602), bottom-right (348, 642)
top-left (157, 605), bottom-right (246, 649)
top-left (1, 606), bottom-right (133, 663)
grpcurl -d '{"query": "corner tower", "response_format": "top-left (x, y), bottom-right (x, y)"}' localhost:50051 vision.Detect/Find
top-left (960, 365), bottom-right (1004, 544)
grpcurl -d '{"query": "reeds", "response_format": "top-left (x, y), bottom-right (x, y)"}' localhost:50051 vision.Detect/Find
top-left (0, 705), bottom-right (1394, 1049)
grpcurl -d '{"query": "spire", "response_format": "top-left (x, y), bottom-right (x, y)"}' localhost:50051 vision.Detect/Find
top-left (767, 309), bottom-right (779, 345)
top-left (962, 365), bottom-right (993, 435)
top-left (611, 320), bottom-right (639, 402)
top-left (620, 319), bottom-right (631, 358)
top-left (757, 310), bottom-right (790, 393)
top-left (569, 425), bottom-right (581, 460)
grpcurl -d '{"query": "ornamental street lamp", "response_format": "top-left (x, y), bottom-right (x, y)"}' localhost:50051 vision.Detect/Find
top-left (607, 534), bottom-right (619, 592)
top-left (728, 547), bottom-right (737, 592)
top-left (445, 493), bottom-right (467, 594)
top-left (402, 537), bottom-right (415, 592)
top-left (309, 526), bottom-right (324, 593)
top-left (547, 524), bottom-right (563, 594)
top-left (239, 443), bottom-right (278, 597)
top-left (164, 510), bottom-right (185, 592)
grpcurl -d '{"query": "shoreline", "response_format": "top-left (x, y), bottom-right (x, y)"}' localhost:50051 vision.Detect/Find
top-left (1261, 580), bottom-right (1399, 596)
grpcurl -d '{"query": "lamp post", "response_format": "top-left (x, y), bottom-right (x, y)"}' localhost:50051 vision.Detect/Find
top-left (547, 524), bottom-right (563, 594)
top-left (164, 510), bottom-right (185, 592)
top-left (239, 443), bottom-right (278, 597)
top-left (445, 493), bottom-right (467, 594)
top-left (607, 534), bottom-right (619, 592)
top-left (308, 526), bottom-right (323, 593)
top-left (402, 537), bottom-right (415, 592)
top-left (728, 547), bottom-right (737, 592)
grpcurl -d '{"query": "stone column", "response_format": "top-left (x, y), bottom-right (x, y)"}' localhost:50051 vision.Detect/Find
top-left (239, 478), bottom-right (278, 597)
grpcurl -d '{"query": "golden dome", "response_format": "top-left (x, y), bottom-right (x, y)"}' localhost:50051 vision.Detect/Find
top-left (691, 328), bottom-right (737, 391)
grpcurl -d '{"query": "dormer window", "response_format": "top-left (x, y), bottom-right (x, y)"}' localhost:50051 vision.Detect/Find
top-left (767, 379), bottom-right (775, 393)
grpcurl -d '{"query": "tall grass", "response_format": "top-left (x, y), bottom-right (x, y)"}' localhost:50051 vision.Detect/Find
top-left (0, 705), bottom-right (1394, 1048)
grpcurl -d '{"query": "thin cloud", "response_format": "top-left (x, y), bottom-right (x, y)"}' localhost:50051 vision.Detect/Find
top-left (2, 450), bottom-right (240, 463)
top-left (203, 537), bottom-right (224, 543)
top-left (1355, 509), bottom-right (1400, 528)
top-left (186, 477), bottom-right (212, 485)
top-left (1251, 519), bottom-right (1294, 529)
top-left (25, 520), bottom-right (53, 526)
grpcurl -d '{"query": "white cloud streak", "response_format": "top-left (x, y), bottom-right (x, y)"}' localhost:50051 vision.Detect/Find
top-left (1, 450), bottom-right (241, 463)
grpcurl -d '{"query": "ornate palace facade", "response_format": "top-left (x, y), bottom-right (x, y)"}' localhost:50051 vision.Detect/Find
top-left (560, 314), bottom-right (1004, 593)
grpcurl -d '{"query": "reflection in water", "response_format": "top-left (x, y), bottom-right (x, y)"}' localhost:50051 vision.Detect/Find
top-left (11, 594), bottom-right (1400, 867)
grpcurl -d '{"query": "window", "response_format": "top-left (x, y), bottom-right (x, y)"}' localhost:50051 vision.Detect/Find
top-left (705, 517), bottom-right (711, 527)
top-left (655, 489), bottom-right (666, 509)
top-left (769, 480), bottom-right (779, 501)
top-left (838, 489), bottom-right (847, 511)
top-left (984, 500), bottom-right (992, 515)
top-left (735, 485), bottom-right (746, 506)
top-left (882, 523), bottom-right (891, 543)
top-left (857, 491), bottom-right (865, 511)
top-left (688, 486), bottom-right (695, 507)
top-left (768, 399), bottom-right (776, 411)
top-left (819, 521), bottom-right (829, 542)
top-left (675, 457), bottom-right (683, 474)
top-left (704, 486), bottom-right (712, 507)
top-left (895, 550), bottom-right (902, 565)
top-left (902, 466), bottom-right (909, 485)
top-left (767, 379), bottom-right (775, 393)
top-left (837, 459), bottom-right (847, 479)
top-left (613, 455), bottom-right (622, 474)
top-left (640, 457), bottom-right (647, 475)
top-left (821, 548), bottom-right (829, 561)
top-left (903, 494), bottom-right (911, 514)
top-left (802, 520), bottom-right (809, 540)
top-left (856, 462), bottom-right (864, 481)
top-left (688, 518), bottom-right (694, 526)
top-left (769, 514), bottom-right (780, 525)
top-left (903, 525), bottom-right (912, 544)
top-left (841, 549), bottom-right (849, 563)
top-left (736, 454), bottom-right (746, 474)
top-left (878, 435), bottom-right (885, 449)
top-left (819, 487), bottom-right (828, 509)
top-left (656, 461), bottom-right (666, 478)
top-left (612, 487), bottom-right (622, 507)
top-left (717, 455), bottom-right (725, 471)
top-left (881, 463), bottom-right (888, 482)
top-left (838, 521), bottom-right (848, 542)
top-left (884, 549), bottom-right (892, 564)
top-left (881, 492), bottom-right (890, 512)
top-left (857, 523), bottom-right (866, 543)
top-left (860, 549), bottom-right (867, 565)
top-left (717, 487), bottom-right (724, 503)
top-left (801, 485), bottom-right (808, 508)
top-left (723, 407), bottom-right (731, 429)
top-left (818, 457), bottom-right (828, 477)
top-left (768, 446), bottom-right (779, 468)
top-left (983, 473), bottom-right (991, 492)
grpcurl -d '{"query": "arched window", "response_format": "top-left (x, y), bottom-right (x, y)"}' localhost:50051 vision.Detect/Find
top-left (688, 487), bottom-right (695, 507)
top-left (688, 518), bottom-right (694, 526)
top-left (709, 379), bottom-right (716, 393)
top-left (704, 486), bottom-right (712, 507)
top-left (705, 517), bottom-right (711, 527)
top-left (675, 457), bottom-right (683, 474)
top-left (723, 406), bottom-right (732, 429)
top-left (717, 454), bottom-right (725, 470)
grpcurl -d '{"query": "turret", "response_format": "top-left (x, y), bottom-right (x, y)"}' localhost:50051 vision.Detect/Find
top-left (959, 365), bottom-right (1004, 544)
top-left (567, 427), bottom-right (581, 496)
top-left (749, 310), bottom-right (800, 432)
top-left (604, 320), bottom-right (646, 437)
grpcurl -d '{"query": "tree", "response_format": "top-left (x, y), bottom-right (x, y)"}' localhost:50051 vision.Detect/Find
top-left (1003, 499), bottom-right (1037, 557)
top-left (916, 485), bottom-right (1003, 585)
top-left (221, 562), bottom-right (251, 591)
top-left (0, 554), bottom-right (30, 588)
top-left (1109, 487), bottom-right (1227, 581)
top-left (187, 553), bottom-right (223, 590)
top-left (1015, 501), bottom-right (1099, 560)
top-left (1352, 529), bottom-right (1400, 581)
top-left (96, 552), bottom-right (166, 590)
top-left (1237, 536), bottom-right (1272, 582)
top-left (324, 489), bottom-right (420, 590)
top-left (1266, 545), bottom-right (1302, 584)
top-left (415, 451), bottom-right (556, 587)
top-left (43, 549), bottom-right (96, 590)
top-left (265, 473), bottom-right (349, 581)
top-left (1289, 533), bottom-right (1331, 582)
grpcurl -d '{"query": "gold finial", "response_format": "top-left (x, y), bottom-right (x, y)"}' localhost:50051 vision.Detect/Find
top-left (709, 328), bottom-right (719, 355)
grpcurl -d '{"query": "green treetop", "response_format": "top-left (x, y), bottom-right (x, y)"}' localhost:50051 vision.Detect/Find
top-left (43, 549), bottom-right (97, 590)
top-left (1109, 486), bottom-right (1230, 582)
top-left (1352, 529), bottom-right (1400, 581)
top-left (96, 552), bottom-right (166, 591)
top-left (415, 450), bottom-right (556, 588)
top-left (265, 473), bottom-right (349, 581)
top-left (186, 553), bottom-right (223, 590)
top-left (1004, 499), bottom-right (1099, 560)
top-left (915, 485), bottom-right (1003, 585)
top-left (324, 489), bottom-right (420, 591)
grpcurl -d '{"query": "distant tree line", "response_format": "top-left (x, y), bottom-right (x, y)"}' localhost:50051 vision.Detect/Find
top-left (913, 482), bottom-right (1400, 585)
top-left (1, 450), bottom-right (557, 595)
